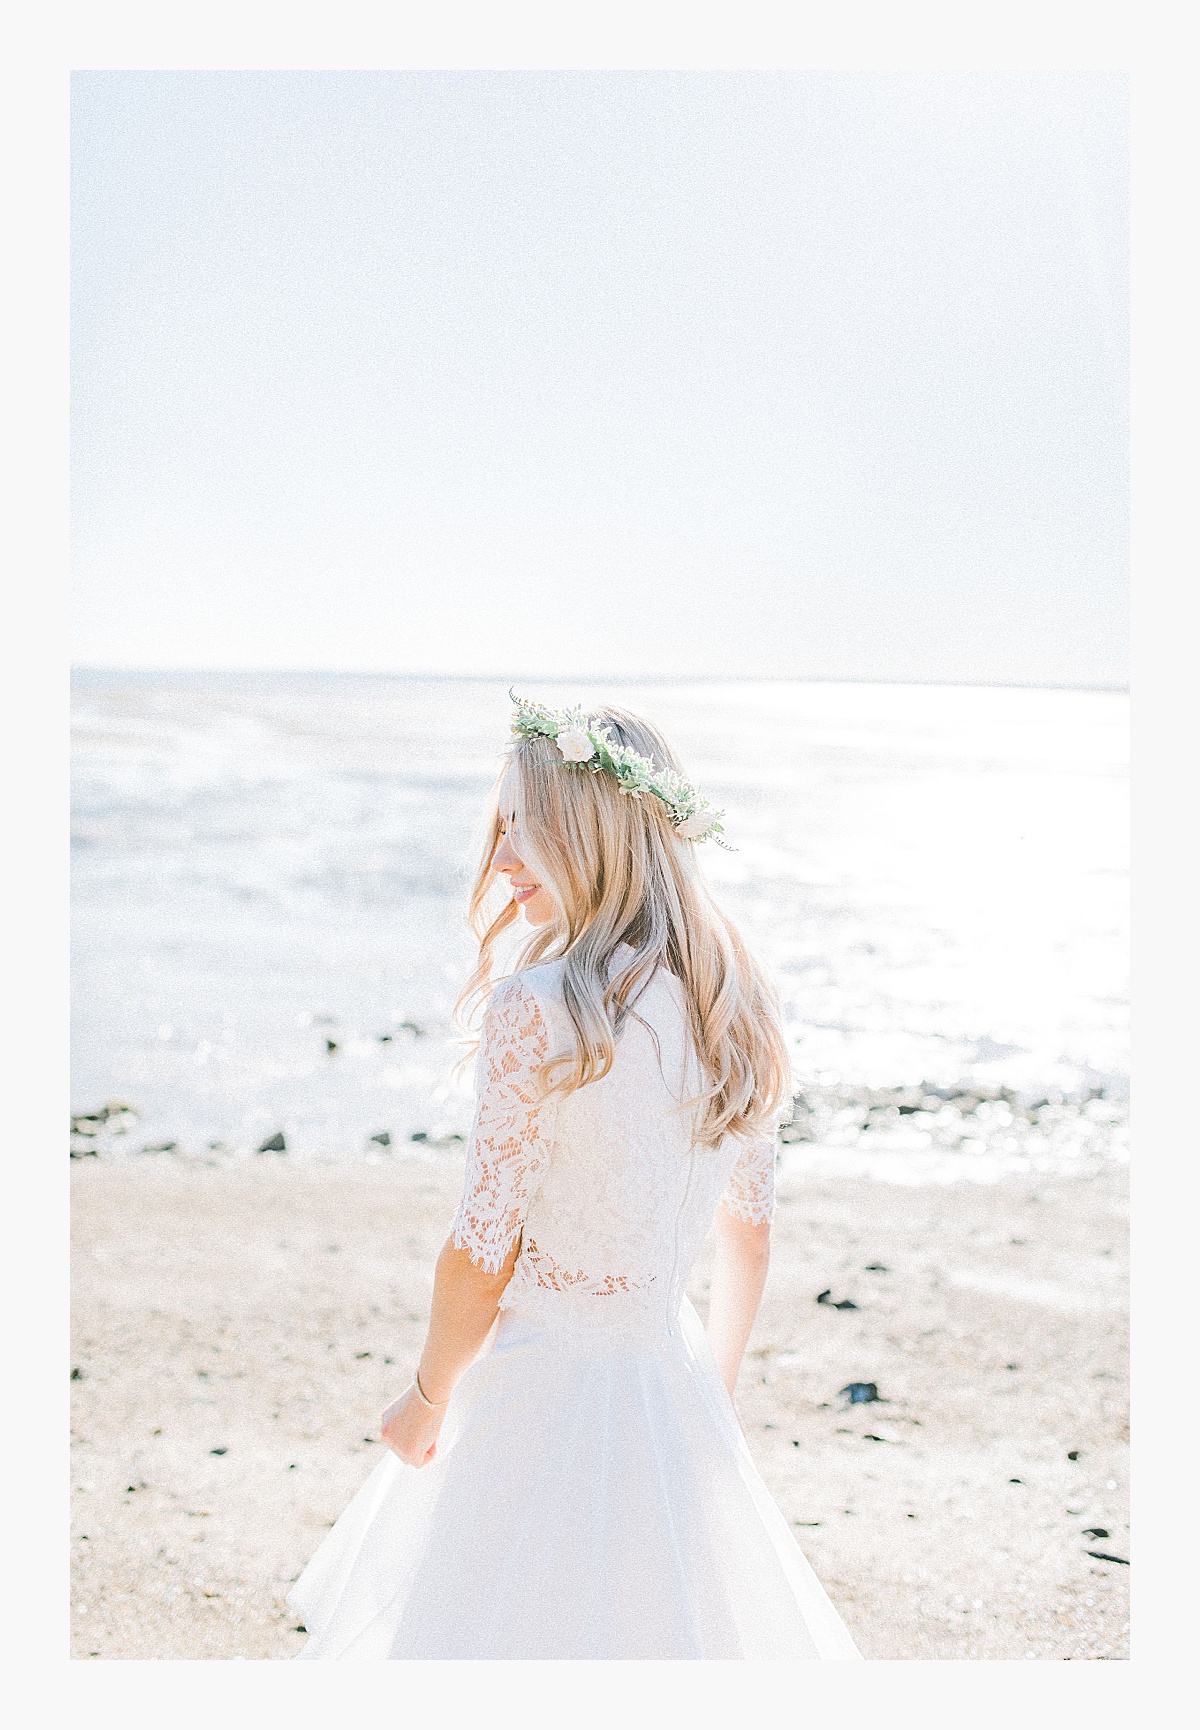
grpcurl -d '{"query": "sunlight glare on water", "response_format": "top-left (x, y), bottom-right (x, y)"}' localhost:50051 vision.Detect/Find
top-left (71, 673), bottom-right (1127, 1177)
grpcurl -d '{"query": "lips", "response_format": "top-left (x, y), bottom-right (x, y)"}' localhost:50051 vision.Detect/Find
top-left (511, 884), bottom-right (540, 904)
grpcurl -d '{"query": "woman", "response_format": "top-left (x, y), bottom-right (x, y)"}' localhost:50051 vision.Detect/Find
top-left (289, 696), bottom-right (863, 1660)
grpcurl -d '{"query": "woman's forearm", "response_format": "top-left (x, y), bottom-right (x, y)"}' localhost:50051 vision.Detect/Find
top-left (415, 1236), bottom-right (517, 1403)
top-left (706, 1210), bottom-right (771, 1397)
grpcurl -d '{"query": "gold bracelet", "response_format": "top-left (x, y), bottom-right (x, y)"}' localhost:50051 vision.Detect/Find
top-left (413, 1368), bottom-right (450, 1409)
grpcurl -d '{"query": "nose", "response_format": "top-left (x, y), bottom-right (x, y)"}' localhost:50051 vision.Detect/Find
top-left (492, 833), bottom-right (520, 874)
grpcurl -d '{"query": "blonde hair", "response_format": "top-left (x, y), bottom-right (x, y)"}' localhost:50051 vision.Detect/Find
top-left (456, 705), bottom-right (791, 1149)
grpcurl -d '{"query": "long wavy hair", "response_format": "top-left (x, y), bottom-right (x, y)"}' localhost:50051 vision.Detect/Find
top-left (455, 705), bottom-right (791, 1149)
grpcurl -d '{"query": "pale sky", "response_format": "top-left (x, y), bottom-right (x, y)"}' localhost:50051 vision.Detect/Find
top-left (71, 71), bottom-right (1127, 686)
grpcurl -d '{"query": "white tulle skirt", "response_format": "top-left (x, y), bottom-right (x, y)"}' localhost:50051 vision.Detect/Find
top-left (289, 1296), bottom-right (863, 1660)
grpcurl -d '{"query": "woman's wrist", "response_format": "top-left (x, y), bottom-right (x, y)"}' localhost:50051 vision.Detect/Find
top-left (413, 1366), bottom-right (451, 1408)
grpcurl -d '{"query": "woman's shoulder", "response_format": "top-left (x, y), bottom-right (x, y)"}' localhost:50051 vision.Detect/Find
top-left (484, 958), bottom-right (567, 1024)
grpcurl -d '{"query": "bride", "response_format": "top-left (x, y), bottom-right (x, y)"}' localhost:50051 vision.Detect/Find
top-left (289, 696), bottom-right (863, 1660)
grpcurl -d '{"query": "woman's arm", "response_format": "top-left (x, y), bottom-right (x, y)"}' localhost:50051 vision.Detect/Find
top-left (382, 976), bottom-right (551, 1467)
top-left (380, 1233), bottom-right (519, 1467)
top-left (706, 1204), bottom-right (772, 1400)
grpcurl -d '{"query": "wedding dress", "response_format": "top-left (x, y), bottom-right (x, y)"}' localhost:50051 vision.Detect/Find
top-left (289, 952), bottom-right (863, 1659)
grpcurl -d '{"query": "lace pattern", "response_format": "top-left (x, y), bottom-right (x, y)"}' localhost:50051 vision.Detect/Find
top-left (718, 1136), bottom-right (777, 1226)
top-left (449, 956), bottom-right (778, 1335)
top-left (449, 977), bottom-right (554, 1275)
top-left (519, 1236), bottom-right (653, 1297)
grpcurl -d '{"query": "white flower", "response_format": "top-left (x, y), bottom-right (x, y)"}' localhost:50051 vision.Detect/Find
top-left (675, 808), bottom-right (717, 840)
top-left (556, 726), bottom-right (595, 764)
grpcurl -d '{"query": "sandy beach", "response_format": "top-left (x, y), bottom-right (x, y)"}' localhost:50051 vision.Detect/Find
top-left (70, 1153), bottom-right (1128, 1661)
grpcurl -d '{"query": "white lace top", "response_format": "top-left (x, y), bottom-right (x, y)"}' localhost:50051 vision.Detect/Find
top-left (449, 951), bottom-right (777, 1338)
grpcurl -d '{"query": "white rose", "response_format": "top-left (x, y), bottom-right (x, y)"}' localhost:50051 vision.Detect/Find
top-left (556, 726), bottom-right (595, 763)
top-left (675, 809), bottom-right (716, 840)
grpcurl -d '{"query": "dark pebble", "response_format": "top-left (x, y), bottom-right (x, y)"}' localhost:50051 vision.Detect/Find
top-left (863, 1263), bottom-right (889, 1272)
top-left (1086, 1551), bottom-right (1129, 1565)
top-left (210, 1447), bottom-right (228, 1456)
top-left (369, 1131), bottom-right (391, 1147)
top-left (1083, 1527), bottom-right (1110, 1539)
top-left (325, 1039), bottom-right (338, 1054)
top-left (141, 1141), bottom-right (177, 1153)
top-left (258, 1133), bottom-right (286, 1153)
top-left (839, 1382), bottom-right (880, 1404)
top-left (71, 1367), bottom-right (82, 1381)
top-left (410, 1131), bottom-right (428, 1143)
top-left (1067, 1449), bottom-right (1081, 1460)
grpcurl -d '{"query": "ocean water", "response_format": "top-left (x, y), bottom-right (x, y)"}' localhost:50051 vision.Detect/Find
top-left (71, 673), bottom-right (1128, 1181)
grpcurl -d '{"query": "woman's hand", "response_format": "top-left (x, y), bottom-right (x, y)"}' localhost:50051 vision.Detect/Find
top-left (379, 1233), bottom-right (517, 1468)
top-left (380, 1384), bottom-right (445, 1468)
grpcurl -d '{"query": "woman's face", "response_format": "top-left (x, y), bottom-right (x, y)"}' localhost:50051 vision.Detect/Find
top-left (491, 769), bottom-right (557, 927)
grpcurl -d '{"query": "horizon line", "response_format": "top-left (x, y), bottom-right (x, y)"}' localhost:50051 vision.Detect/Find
top-left (69, 667), bottom-right (1130, 695)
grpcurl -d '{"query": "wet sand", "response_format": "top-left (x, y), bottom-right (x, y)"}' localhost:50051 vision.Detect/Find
top-left (70, 1155), bottom-right (1128, 1660)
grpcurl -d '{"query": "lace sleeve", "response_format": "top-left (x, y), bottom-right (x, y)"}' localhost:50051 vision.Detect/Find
top-left (718, 1135), bottom-right (777, 1226)
top-left (449, 976), bottom-right (554, 1274)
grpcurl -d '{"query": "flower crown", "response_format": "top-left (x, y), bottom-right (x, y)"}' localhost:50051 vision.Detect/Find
top-left (508, 690), bottom-right (730, 847)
